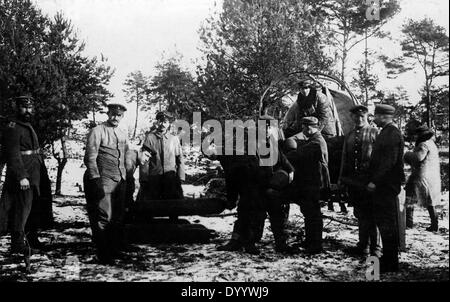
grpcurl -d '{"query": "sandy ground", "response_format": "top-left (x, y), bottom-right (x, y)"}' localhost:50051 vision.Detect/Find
top-left (0, 158), bottom-right (448, 282)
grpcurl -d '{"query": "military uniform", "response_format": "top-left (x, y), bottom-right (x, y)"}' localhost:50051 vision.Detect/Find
top-left (137, 130), bottom-right (185, 203)
top-left (283, 88), bottom-right (336, 138)
top-left (219, 120), bottom-right (294, 253)
top-left (83, 120), bottom-right (129, 261)
top-left (369, 115), bottom-right (405, 271)
top-left (0, 119), bottom-right (53, 252)
top-left (286, 118), bottom-right (330, 253)
top-left (339, 117), bottom-right (381, 256)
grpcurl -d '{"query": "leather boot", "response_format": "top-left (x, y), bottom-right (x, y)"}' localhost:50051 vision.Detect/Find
top-left (11, 231), bottom-right (26, 254)
top-left (217, 239), bottom-right (243, 251)
top-left (243, 243), bottom-right (260, 255)
top-left (426, 206), bottom-right (438, 232)
top-left (27, 231), bottom-right (45, 250)
top-left (380, 250), bottom-right (399, 273)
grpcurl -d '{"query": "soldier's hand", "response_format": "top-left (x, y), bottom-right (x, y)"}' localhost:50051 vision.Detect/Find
top-left (19, 178), bottom-right (30, 190)
top-left (91, 177), bottom-right (105, 200)
top-left (366, 182), bottom-right (376, 192)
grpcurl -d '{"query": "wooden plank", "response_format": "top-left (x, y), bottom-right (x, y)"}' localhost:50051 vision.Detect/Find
top-left (132, 197), bottom-right (227, 217)
top-left (125, 220), bottom-right (217, 244)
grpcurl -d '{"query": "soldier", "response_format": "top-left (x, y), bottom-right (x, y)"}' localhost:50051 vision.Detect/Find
top-left (283, 79), bottom-right (336, 139)
top-left (338, 105), bottom-right (381, 257)
top-left (0, 95), bottom-right (53, 255)
top-left (83, 101), bottom-right (130, 264)
top-left (217, 116), bottom-right (295, 254)
top-left (136, 111), bottom-right (185, 213)
top-left (367, 104), bottom-right (405, 273)
top-left (289, 117), bottom-right (330, 254)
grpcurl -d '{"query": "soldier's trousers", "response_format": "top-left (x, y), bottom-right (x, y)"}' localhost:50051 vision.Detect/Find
top-left (1, 186), bottom-right (39, 249)
top-left (372, 187), bottom-right (400, 267)
top-left (298, 189), bottom-right (323, 250)
top-left (348, 188), bottom-right (381, 254)
top-left (84, 175), bottom-right (126, 258)
top-left (137, 171), bottom-right (183, 201)
top-left (231, 182), bottom-right (266, 245)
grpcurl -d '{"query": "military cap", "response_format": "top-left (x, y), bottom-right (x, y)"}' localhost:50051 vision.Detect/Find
top-left (374, 104), bottom-right (395, 115)
top-left (14, 95), bottom-right (34, 106)
top-left (106, 100), bottom-right (127, 112)
top-left (155, 111), bottom-right (174, 121)
top-left (350, 105), bottom-right (369, 114)
top-left (300, 116), bottom-right (319, 126)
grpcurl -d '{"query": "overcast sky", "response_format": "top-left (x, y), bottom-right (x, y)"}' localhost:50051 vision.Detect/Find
top-left (34, 0), bottom-right (449, 128)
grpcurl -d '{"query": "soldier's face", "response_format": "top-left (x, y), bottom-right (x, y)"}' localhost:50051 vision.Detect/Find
top-left (107, 110), bottom-right (124, 127)
top-left (157, 119), bottom-right (170, 132)
top-left (374, 114), bottom-right (390, 127)
top-left (351, 113), bottom-right (368, 127)
top-left (18, 104), bottom-right (33, 121)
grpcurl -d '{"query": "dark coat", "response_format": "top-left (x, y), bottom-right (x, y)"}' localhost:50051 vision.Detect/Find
top-left (369, 122), bottom-right (405, 194)
top-left (291, 131), bottom-right (330, 191)
top-left (283, 89), bottom-right (337, 138)
top-left (0, 119), bottom-right (53, 233)
top-left (2, 120), bottom-right (42, 191)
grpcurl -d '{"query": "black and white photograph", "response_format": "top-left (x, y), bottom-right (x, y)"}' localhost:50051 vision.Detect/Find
top-left (0, 0), bottom-right (448, 286)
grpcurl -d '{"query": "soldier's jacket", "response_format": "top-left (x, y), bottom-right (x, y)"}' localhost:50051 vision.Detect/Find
top-left (139, 130), bottom-right (185, 182)
top-left (283, 89), bottom-right (336, 138)
top-left (2, 119), bottom-right (43, 192)
top-left (290, 131), bottom-right (330, 191)
top-left (339, 124), bottom-right (379, 188)
top-left (0, 119), bottom-right (54, 233)
top-left (84, 122), bottom-right (129, 181)
top-left (369, 122), bottom-right (405, 194)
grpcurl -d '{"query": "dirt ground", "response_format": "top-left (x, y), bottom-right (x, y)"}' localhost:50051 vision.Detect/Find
top-left (0, 158), bottom-right (448, 282)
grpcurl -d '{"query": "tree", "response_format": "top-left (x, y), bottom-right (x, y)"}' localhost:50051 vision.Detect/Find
top-left (351, 49), bottom-right (379, 105)
top-left (308, 0), bottom-right (400, 84)
top-left (44, 13), bottom-right (113, 194)
top-left (402, 18), bottom-right (449, 127)
top-left (0, 0), bottom-right (113, 195)
top-left (380, 86), bottom-right (415, 129)
top-left (147, 56), bottom-right (196, 120)
top-left (381, 18), bottom-right (449, 127)
top-left (196, 0), bottom-right (332, 121)
top-left (420, 85), bottom-right (449, 131)
top-left (123, 71), bottom-right (148, 139)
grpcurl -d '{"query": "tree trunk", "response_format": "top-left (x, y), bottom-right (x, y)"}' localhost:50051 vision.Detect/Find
top-left (364, 29), bottom-right (369, 106)
top-left (426, 84), bottom-right (432, 128)
top-left (54, 137), bottom-right (68, 196)
top-left (55, 158), bottom-right (67, 195)
top-left (133, 99), bottom-right (139, 139)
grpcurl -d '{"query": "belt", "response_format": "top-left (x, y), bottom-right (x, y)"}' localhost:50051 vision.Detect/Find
top-left (20, 148), bottom-right (41, 155)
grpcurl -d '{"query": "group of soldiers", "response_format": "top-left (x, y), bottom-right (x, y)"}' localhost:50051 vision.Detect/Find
top-left (0, 79), bottom-right (414, 273)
